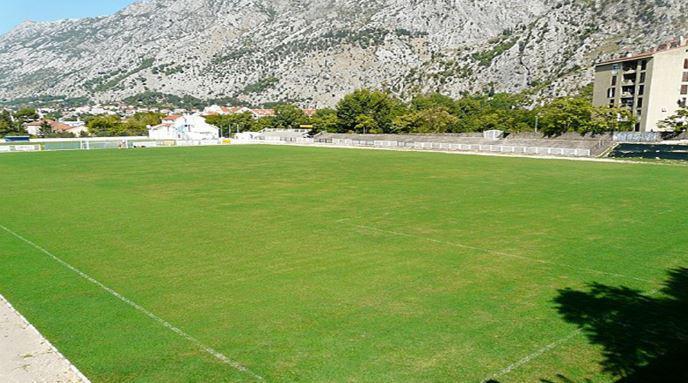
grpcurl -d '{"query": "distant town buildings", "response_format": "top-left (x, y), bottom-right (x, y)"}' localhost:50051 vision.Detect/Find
top-left (593, 36), bottom-right (688, 132)
top-left (202, 105), bottom-right (277, 119)
top-left (148, 114), bottom-right (219, 141)
top-left (23, 119), bottom-right (87, 137)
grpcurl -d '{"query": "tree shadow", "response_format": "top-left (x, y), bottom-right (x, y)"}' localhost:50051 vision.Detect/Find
top-left (554, 267), bottom-right (688, 382)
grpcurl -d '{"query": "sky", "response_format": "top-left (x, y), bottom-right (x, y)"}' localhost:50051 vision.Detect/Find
top-left (0, 0), bottom-right (137, 35)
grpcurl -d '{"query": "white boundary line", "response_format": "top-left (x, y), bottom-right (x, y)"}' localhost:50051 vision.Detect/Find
top-left (0, 224), bottom-right (264, 381)
top-left (339, 220), bottom-right (652, 283)
top-left (481, 329), bottom-right (582, 382)
top-left (481, 288), bottom-right (661, 382)
top-left (1, 293), bottom-right (92, 383)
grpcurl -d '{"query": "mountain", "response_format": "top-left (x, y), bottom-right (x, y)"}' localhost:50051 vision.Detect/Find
top-left (0, 0), bottom-right (686, 107)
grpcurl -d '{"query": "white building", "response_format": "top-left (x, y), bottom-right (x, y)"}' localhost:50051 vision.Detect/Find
top-left (148, 114), bottom-right (220, 141)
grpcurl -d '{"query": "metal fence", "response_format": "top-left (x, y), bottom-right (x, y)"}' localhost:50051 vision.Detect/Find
top-left (328, 138), bottom-right (592, 157)
top-left (235, 136), bottom-right (594, 157)
top-left (0, 137), bottom-right (222, 154)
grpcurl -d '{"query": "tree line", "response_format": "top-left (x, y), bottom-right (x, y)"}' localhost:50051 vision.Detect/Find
top-left (206, 88), bottom-right (640, 137)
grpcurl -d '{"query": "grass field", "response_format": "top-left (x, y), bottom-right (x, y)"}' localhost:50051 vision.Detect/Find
top-left (1, 145), bottom-right (687, 382)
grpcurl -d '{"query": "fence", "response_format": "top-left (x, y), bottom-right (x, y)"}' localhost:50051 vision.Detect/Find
top-left (613, 132), bottom-right (662, 143)
top-left (236, 136), bottom-right (595, 157)
top-left (0, 137), bottom-right (222, 154)
top-left (327, 138), bottom-right (592, 157)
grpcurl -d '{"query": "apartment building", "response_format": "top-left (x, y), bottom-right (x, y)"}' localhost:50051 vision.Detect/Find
top-left (593, 37), bottom-right (688, 132)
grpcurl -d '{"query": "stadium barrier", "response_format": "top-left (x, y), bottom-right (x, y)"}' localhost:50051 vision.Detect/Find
top-left (236, 136), bottom-right (595, 157)
top-left (0, 137), bottom-right (223, 153)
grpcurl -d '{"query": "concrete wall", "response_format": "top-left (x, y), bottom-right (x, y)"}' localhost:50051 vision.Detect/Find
top-left (645, 48), bottom-right (688, 132)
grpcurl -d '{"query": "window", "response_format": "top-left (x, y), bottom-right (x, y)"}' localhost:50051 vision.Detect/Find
top-left (640, 73), bottom-right (646, 83)
top-left (608, 88), bottom-right (616, 98)
top-left (641, 60), bottom-right (647, 70)
top-left (683, 72), bottom-right (688, 82)
top-left (638, 85), bottom-right (645, 95)
top-left (611, 76), bottom-right (617, 86)
top-left (684, 58), bottom-right (688, 69)
top-left (637, 98), bottom-right (643, 108)
top-left (682, 85), bottom-right (688, 95)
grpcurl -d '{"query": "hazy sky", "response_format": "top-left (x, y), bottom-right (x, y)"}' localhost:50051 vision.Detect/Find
top-left (0, 0), bottom-right (137, 35)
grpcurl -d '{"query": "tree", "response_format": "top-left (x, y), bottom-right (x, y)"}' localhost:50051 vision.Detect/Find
top-left (310, 108), bottom-right (339, 133)
top-left (535, 96), bottom-right (594, 136)
top-left (253, 116), bottom-right (277, 131)
top-left (206, 112), bottom-right (255, 136)
top-left (0, 110), bottom-right (25, 137)
top-left (273, 104), bottom-right (308, 130)
top-left (393, 107), bottom-right (459, 133)
top-left (410, 93), bottom-right (459, 115)
top-left (86, 115), bottom-right (122, 137)
top-left (336, 89), bottom-right (406, 133)
top-left (586, 106), bottom-right (637, 134)
top-left (658, 106), bottom-right (688, 132)
top-left (39, 121), bottom-right (53, 137)
top-left (14, 108), bottom-right (38, 125)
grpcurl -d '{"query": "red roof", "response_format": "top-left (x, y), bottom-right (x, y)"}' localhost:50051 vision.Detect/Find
top-left (48, 121), bottom-right (73, 133)
top-left (162, 115), bottom-right (181, 121)
top-left (251, 108), bottom-right (275, 117)
top-left (598, 38), bottom-right (688, 65)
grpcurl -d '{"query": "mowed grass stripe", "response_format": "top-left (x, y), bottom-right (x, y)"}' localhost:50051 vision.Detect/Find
top-left (1, 145), bottom-right (687, 382)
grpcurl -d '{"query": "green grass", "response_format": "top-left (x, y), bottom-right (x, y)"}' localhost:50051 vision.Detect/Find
top-left (1, 145), bottom-right (687, 382)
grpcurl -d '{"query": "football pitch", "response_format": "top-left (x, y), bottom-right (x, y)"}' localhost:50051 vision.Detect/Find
top-left (1, 145), bottom-right (687, 382)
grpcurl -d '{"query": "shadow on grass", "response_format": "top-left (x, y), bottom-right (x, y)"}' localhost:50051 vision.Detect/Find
top-left (553, 267), bottom-right (688, 383)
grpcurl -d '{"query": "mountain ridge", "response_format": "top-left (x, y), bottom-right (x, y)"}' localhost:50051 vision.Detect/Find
top-left (0, 0), bottom-right (686, 107)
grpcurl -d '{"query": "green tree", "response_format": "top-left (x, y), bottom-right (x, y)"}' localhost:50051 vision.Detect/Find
top-left (586, 106), bottom-right (637, 134)
top-left (206, 112), bottom-right (255, 136)
top-left (310, 108), bottom-right (339, 133)
top-left (658, 106), bottom-right (688, 132)
top-left (336, 89), bottom-right (406, 133)
top-left (354, 114), bottom-right (379, 134)
top-left (410, 93), bottom-right (459, 115)
top-left (39, 121), bottom-right (53, 137)
top-left (254, 116), bottom-right (277, 131)
top-left (535, 96), bottom-right (593, 136)
top-left (273, 104), bottom-right (308, 129)
top-left (393, 107), bottom-right (459, 133)
top-left (0, 110), bottom-right (25, 136)
top-left (87, 115), bottom-right (122, 137)
top-left (14, 108), bottom-right (38, 125)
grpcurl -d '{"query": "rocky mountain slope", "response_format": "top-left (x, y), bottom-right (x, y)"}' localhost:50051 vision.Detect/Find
top-left (0, 0), bottom-right (686, 107)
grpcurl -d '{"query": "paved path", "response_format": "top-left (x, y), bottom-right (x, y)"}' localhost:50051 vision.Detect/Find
top-left (0, 295), bottom-right (89, 383)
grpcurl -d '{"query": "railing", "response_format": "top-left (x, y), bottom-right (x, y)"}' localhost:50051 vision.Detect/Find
top-left (0, 137), bottom-right (223, 153)
top-left (237, 137), bottom-right (595, 157)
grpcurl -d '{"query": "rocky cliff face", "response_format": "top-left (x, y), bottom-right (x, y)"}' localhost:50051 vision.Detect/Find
top-left (0, 0), bottom-right (685, 106)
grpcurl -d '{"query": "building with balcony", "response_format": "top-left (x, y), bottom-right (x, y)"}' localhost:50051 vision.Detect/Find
top-left (593, 36), bottom-right (688, 132)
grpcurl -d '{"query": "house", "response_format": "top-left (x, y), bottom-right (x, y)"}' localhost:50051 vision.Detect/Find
top-left (250, 108), bottom-right (276, 118)
top-left (24, 121), bottom-right (44, 136)
top-left (148, 114), bottom-right (219, 141)
top-left (593, 35), bottom-right (688, 132)
top-left (50, 121), bottom-right (88, 136)
top-left (23, 120), bottom-right (87, 136)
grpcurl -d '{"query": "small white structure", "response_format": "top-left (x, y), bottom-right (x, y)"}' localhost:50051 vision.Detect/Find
top-left (235, 131), bottom-right (263, 141)
top-left (148, 114), bottom-right (219, 141)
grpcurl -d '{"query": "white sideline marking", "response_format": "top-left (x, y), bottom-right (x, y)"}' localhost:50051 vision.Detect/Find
top-left (480, 287), bottom-right (662, 381)
top-left (481, 329), bottom-right (582, 382)
top-left (339, 220), bottom-right (652, 283)
top-left (0, 224), bottom-right (263, 381)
